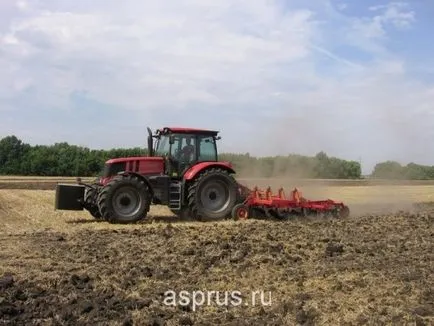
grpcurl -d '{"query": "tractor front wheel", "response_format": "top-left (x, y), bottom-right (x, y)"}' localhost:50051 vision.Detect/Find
top-left (84, 187), bottom-right (101, 219)
top-left (97, 175), bottom-right (151, 224)
top-left (187, 168), bottom-right (238, 221)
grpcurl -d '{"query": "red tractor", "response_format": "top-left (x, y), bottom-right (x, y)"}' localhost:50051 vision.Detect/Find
top-left (55, 127), bottom-right (246, 223)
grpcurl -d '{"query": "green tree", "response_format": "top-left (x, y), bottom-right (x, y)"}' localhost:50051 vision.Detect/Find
top-left (371, 161), bottom-right (404, 179)
top-left (0, 135), bottom-right (363, 178)
top-left (0, 136), bottom-right (31, 174)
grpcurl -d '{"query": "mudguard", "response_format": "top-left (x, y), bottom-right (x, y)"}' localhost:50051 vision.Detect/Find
top-left (183, 162), bottom-right (236, 181)
top-left (115, 171), bottom-right (154, 195)
top-left (55, 184), bottom-right (85, 210)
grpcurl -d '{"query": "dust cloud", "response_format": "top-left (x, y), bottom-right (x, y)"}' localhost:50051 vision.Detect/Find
top-left (235, 177), bottom-right (425, 217)
top-left (230, 111), bottom-right (432, 217)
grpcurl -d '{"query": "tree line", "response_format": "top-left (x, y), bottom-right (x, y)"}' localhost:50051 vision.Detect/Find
top-left (1, 134), bottom-right (431, 179)
top-left (219, 152), bottom-right (361, 179)
top-left (0, 136), bottom-right (144, 177)
top-left (371, 161), bottom-right (434, 180)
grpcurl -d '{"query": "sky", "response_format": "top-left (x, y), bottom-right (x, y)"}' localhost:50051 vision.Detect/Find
top-left (1, 0), bottom-right (434, 174)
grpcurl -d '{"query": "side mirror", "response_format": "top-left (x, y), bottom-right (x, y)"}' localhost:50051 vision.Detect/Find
top-left (76, 177), bottom-right (82, 184)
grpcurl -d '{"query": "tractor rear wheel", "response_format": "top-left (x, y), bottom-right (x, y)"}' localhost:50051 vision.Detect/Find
top-left (97, 175), bottom-right (151, 224)
top-left (187, 168), bottom-right (238, 221)
top-left (338, 206), bottom-right (350, 218)
top-left (84, 187), bottom-right (101, 219)
top-left (170, 207), bottom-right (192, 220)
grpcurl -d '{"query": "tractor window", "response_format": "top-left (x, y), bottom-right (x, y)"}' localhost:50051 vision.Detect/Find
top-left (181, 137), bottom-right (196, 148)
top-left (171, 134), bottom-right (195, 163)
top-left (170, 135), bottom-right (182, 157)
top-left (179, 136), bottom-right (196, 162)
top-left (198, 136), bottom-right (217, 161)
top-left (155, 135), bottom-right (170, 156)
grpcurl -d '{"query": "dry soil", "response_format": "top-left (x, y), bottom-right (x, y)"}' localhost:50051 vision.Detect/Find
top-left (0, 181), bottom-right (433, 325)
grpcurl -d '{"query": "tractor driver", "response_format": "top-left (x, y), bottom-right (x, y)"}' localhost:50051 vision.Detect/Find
top-left (178, 136), bottom-right (195, 162)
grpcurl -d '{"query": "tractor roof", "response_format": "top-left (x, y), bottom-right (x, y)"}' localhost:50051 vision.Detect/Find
top-left (158, 127), bottom-right (219, 136)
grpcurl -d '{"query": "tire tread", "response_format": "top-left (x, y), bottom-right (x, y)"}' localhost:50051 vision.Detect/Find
top-left (97, 174), bottom-right (151, 224)
top-left (186, 167), bottom-right (237, 221)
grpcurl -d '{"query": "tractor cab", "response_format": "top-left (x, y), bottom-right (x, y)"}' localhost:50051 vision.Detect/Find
top-left (150, 127), bottom-right (220, 178)
top-left (96, 127), bottom-right (222, 185)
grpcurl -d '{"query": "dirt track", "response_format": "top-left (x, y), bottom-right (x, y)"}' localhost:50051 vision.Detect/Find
top-left (0, 185), bottom-right (433, 325)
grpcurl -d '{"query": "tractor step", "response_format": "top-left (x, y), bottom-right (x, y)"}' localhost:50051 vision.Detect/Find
top-left (168, 181), bottom-right (182, 210)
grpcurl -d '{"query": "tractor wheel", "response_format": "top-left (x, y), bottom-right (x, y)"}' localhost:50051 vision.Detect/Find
top-left (170, 207), bottom-right (192, 220)
top-left (187, 168), bottom-right (238, 221)
top-left (232, 203), bottom-right (249, 220)
top-left (84, 187), bottom-right (101, 219)
top-left (97, 175), bottom-right (151, 224)
top-left (338, 206), bottom-right (350, 218)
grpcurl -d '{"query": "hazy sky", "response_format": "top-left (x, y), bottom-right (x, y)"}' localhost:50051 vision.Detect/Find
top-left (1, 0), bottom-right (433, 174)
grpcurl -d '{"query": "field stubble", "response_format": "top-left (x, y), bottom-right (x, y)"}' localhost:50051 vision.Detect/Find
top-left (0, 179), bottom-right (433, 325)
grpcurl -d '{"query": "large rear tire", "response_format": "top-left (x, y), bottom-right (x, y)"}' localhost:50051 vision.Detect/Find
top-left (187, 168), bottom-right (238, 221)
top-left (84, 187), bottom-right (101, 219)
top-left (337, 205), bottom-right (350, 218)
top-left (97, 175), bottom-right (151, 224)
top-left (170, 207), bottom-right (192, 220)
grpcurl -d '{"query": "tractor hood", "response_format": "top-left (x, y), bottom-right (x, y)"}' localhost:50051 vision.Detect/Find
top-left (101, 156), bottom-right (164, 183)
top-left (105, 156), bottom-right (164, 165)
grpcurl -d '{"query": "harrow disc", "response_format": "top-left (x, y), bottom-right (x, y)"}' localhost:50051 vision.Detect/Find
top-left (232, 203), bottom-right (249, 220)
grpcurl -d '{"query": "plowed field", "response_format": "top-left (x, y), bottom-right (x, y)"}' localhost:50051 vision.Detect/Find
top-left (0, 180), bottom-right (433, 325)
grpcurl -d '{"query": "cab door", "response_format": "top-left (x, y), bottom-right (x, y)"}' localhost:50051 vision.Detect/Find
top-left (168, 134), bottom-right (197, 177)
top-left (197, 135), bottom-right (217, 162)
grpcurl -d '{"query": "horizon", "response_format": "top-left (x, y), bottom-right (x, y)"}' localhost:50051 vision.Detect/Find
top-left (1, 1), bottom-right (434, 175)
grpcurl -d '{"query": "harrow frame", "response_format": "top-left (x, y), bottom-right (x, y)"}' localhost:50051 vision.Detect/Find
top-left (232, 186), bottom-right (350, 220)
